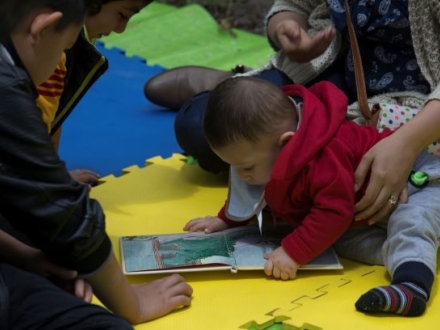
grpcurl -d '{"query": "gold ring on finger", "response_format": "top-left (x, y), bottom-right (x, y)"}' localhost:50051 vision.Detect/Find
top-left (388, 195), bottom-right (398, 205)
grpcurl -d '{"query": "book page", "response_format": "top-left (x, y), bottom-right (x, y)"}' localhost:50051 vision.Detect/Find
top-left (121, 231), bottom-right (235, 274)
top-left (223, 226), bottom-right (287, 270)
top-left (224, 225), bottom-right (343, 271)
top-left (121, 226), bottom-right (342, 274)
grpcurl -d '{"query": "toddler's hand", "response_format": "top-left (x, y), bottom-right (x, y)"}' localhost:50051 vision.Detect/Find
top-left (275, 20), bottom-right (334, 62)
top-left (183, 216), bottom-right (228, 233)
top-left (264, 247), bottom-right (299, 280)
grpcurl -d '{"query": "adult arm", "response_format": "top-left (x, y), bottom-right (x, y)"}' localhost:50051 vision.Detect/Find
top-left (266, 3), bottom-right (334, 63)
top-left (263, 0), bottom-right (340, 85)
top-left (354, 99), bottom-right (440, 222)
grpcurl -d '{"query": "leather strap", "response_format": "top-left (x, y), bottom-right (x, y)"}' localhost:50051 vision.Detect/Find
top-left (344, 0), bottom-right (380, 126)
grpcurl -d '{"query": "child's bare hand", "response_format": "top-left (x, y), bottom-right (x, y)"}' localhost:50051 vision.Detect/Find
top-left (264, 247), bottom-right (299, 280)
top-left (53, 277), bottom-right (93, 303)
top-left (275, 20), bottom-right (334, 62)
top-left (133, 274), bottom-right (193, 322)
top-left (73, 278), bottom-right (93, 303)
top-left (19, 247), bottom-right (77, 280)
top-left (183, 216), bottom-right (228, 233)
top-left (70, 169), bottom-right (100, 185)
top-left (25, 249), bottom-right (93, 302)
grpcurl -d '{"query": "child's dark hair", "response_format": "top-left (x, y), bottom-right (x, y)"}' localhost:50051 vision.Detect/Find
top-left (88, 0), bottom-right (153, 16)
top-left (0, 0), bottom-right (102, 40)
top-left (204, 77), bottom-right (297, 149)
top-left (52, 0), bottom-right (103, 30)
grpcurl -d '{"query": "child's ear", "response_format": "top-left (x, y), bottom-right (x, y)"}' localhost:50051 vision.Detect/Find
top-left (29, 11), bottom-right (63, 45)
top-left (278, 131), bottom-right (295, 147)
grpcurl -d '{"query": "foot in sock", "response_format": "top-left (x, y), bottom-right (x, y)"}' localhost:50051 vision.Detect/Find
top-left (355, 282), bottom-right (428, 316)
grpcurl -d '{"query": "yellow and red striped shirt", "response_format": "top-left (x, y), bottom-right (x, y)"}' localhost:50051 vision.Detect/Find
top-left (37, 52), bottom-right (67, 132)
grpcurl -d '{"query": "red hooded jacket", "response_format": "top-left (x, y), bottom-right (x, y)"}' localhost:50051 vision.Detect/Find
top-left (219, 82), bottom-right (392, 265)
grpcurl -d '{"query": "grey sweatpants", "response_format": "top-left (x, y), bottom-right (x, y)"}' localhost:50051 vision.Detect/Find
top-left (334, 151), bottom-right (440, 277)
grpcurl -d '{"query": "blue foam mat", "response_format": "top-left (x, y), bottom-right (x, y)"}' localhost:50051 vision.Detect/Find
top-left (58, 42), bottom-right (174, 177)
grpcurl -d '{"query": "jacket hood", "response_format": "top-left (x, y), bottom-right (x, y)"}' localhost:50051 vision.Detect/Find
top-left (224, 81), bottom-right (349, 221)
top-left (274, 82), bottom-right (349, 181)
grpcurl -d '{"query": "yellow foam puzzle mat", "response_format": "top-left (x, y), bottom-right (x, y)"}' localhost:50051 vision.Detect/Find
top-left (91, 154), bottom-right (439, 329)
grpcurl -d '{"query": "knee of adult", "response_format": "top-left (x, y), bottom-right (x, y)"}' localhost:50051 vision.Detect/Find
top-left (174, 92), bottom-right (210, 152)
top-left (174, 95), bottom-right (229, 174)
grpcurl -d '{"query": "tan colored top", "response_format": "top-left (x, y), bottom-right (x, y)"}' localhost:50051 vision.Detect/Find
top-left (245, 0), bottom-right (440, 123)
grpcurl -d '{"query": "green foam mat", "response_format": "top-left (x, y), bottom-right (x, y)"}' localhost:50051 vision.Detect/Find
top-left (100, 3), bottom-right (274, 70)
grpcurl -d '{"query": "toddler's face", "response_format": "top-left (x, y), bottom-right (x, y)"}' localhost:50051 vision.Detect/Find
top-left (86, 0), bottom-right (151, 39)
top-left (214, 138), bottom-right (280, 185)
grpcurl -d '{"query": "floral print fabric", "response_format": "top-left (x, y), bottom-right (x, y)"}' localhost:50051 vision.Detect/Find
top-left (328, 0), bottom-right (430, 96)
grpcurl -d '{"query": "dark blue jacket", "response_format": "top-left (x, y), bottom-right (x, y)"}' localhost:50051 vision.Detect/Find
top-left (50, 32), bottom-right (108, 134)
top-left (0, 42), bottom-right (111, 275)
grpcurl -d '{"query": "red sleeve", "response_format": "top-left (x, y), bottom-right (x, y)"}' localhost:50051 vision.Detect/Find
top-left (217, 204), bottom-right (252, 228)
top-left (281, 143), bottom-right (357, 265)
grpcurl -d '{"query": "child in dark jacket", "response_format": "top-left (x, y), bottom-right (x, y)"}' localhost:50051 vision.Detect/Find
top-left (0, 1), bottom-right (192, 329)
top-left (184, 76), bottom-right (440, 317)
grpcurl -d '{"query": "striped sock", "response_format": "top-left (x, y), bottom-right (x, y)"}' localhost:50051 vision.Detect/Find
top-left (355, 282), bottom-right (428, 317)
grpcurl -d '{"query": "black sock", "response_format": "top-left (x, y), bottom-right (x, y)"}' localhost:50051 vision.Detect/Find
top-left (355, 282), bottom-right (428, 316)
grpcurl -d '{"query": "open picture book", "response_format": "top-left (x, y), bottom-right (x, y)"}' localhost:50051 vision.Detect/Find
top-left (120, 224), bottom-right (343, 275)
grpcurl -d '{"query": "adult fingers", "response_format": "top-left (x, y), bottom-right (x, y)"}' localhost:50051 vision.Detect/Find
top-left (304, 26), bottom-right (334, 60)
top-left (354, 152), bottom-right (375, 194)
top-left (366, 189), bottom-right (409, 225)
top-left (367, 192), bottom-right (400, 225)
top-left (399, 187), bottom-right (409, 204)
top-left (282, 26), bottom-right (334, 62)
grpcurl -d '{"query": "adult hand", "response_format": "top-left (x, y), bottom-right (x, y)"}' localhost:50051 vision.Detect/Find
top-left (264, 246), bottom-right (298, 280)
top-left (275, 20), bottom-right (334, 63)
top-left (70, 169), bottom-right (100, 185)
top-left (183, 215), bottom-right (229, 233)
top-left (132, 274), bottom-right (193, 322)
top-left (354, 136), bottom-right (413, 224)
